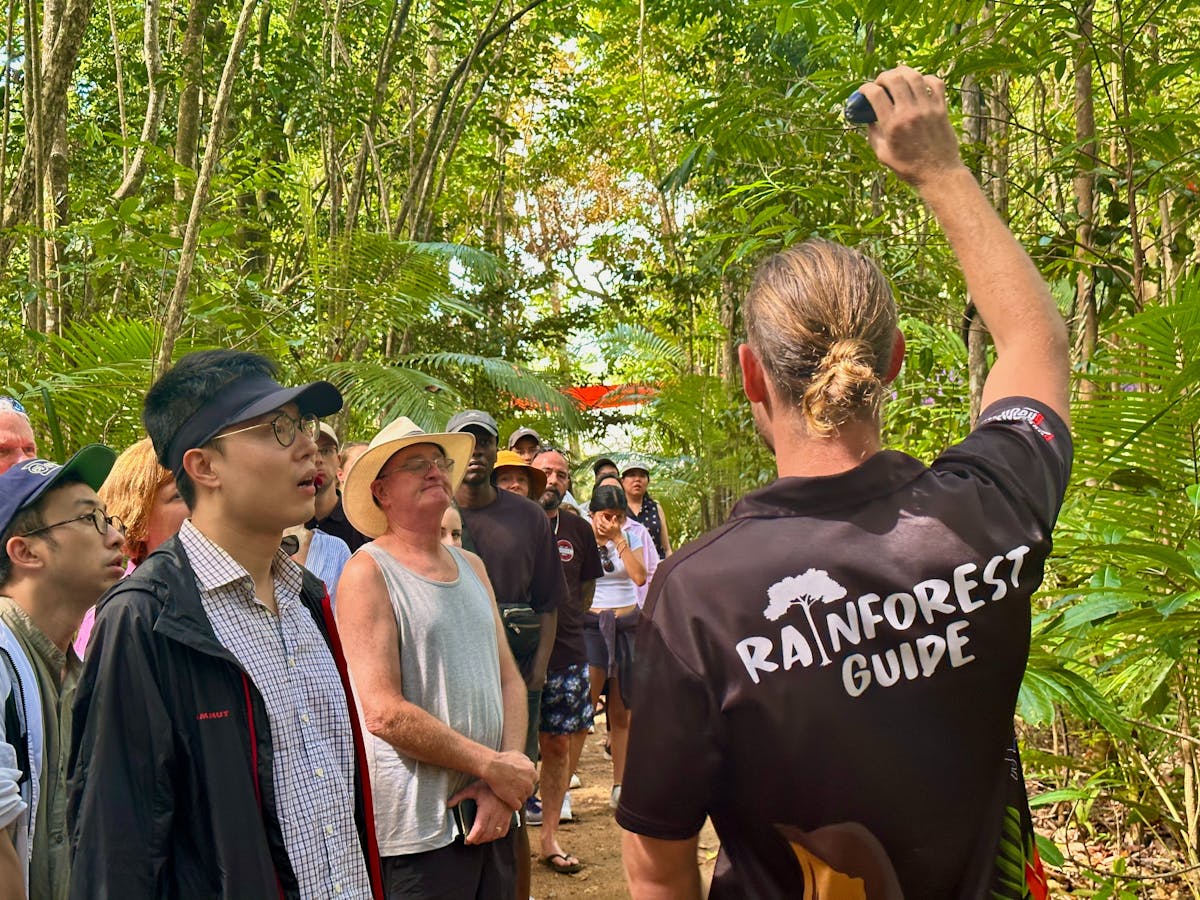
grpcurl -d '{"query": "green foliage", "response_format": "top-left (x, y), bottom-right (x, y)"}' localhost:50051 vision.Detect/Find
top-left (1030, 279), bottom-right (1200, 871)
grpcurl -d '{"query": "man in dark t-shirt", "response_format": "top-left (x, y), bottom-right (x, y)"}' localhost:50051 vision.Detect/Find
top-left (305, 423), bottom-right (368, 551)
top-left (529, 448), bottom-right (603, 874)
top-left (619, 67), bottom-right (1072, 900)
top-left (448, 409), bottom-right (568, 898)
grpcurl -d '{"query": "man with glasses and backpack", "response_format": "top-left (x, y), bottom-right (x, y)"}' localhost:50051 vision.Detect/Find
top-left (0, 445), bottom-right (123, 899)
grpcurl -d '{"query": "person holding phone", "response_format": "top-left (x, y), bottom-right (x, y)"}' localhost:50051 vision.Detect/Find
top-left (336, 418), bottom-right (535, 899)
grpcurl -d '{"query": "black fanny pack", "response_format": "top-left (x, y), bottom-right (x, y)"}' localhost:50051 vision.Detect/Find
top-left (498, 603), bottom-right (541, 659)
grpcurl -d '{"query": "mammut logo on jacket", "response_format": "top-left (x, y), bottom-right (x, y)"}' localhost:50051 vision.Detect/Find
top-left (196, 709), bottom-right (231, 720)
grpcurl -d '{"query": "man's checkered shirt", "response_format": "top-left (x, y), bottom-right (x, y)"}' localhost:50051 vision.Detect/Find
top-left (178, 520), bottom-right (371, 897)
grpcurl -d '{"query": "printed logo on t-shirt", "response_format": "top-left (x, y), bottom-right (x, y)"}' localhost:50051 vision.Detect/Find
top-left (980, 405), bottom-right (1056, 442)
top-left (557, 539), bottom-right (575, 562)
top-left (736, 549), bottom-right (1030, 698)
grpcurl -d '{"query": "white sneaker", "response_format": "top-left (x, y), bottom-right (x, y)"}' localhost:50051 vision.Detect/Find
top-left (561, 792), bottom-right (573, 822)
top-left (609, 785), bottom-right (621, 810)
top-left (569, 773), bottom-right (581, 789)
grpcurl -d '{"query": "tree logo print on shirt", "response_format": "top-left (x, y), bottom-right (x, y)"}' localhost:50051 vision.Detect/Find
top-left (763, 569), bottom-right (848, 666)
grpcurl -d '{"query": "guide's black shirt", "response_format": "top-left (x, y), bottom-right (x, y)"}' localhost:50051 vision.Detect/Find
top-left (617, 398), bottom-right (1072, 899)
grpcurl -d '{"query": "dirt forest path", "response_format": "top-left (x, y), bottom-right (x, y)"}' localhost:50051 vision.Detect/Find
top-left (529, 712), bottom-right (719, 899)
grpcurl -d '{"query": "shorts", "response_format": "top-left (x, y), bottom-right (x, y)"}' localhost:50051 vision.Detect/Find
top-left (525, 690), bottom-right (541, 760)
top-left (538, 663), bottom-right (593, 735)
top-left (582, 610), bottom-right (638, 708)
top-left (381, 835), bottom-right (515, 900)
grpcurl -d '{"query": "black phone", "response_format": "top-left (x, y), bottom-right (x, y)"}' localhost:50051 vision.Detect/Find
top-left (844, 86), bottom-right (895, 125)
top-left (450, 798), bottom-right (519, 841)
top-left (451, 798), bottom-right (478, 841)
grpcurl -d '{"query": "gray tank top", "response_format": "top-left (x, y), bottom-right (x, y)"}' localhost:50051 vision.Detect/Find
top-left (357, 543), bottom-right (504, 855)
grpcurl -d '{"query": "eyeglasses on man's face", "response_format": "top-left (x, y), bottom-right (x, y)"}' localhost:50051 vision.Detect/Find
top-left (21, 507), bottom-right (125, 539)
top-left (213, 412), bottom-right (320, 449)
top-left (376, 457), bottom-right (455, 480)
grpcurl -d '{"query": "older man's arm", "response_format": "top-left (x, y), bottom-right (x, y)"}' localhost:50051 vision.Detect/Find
top-left (336, 552), bottom-right (536, 811)
top-left (623, 832), bottom-right (702, 900)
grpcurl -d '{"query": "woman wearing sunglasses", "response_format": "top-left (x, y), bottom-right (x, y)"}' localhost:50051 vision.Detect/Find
top-left (584, 483), bottom-right (646, 812)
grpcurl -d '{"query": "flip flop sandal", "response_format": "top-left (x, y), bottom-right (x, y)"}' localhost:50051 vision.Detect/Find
top-left (540, 853), bottom-right (583, 875)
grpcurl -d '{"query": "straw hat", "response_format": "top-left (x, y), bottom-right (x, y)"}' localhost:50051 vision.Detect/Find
top-left (491, 449), bottom-right (547, 499)
top-left (342, 417), bottom-right (475, 538)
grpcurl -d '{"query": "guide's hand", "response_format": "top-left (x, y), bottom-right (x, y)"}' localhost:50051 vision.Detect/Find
top-left (857, 66), bottom-right (964, 189)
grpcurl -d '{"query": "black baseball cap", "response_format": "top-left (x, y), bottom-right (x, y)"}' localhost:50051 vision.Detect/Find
top-left (0, 445), bottom-right (117, 536)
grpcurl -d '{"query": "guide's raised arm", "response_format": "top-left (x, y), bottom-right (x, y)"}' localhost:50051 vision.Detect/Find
top-left (859, 66), bottom-right (1070, 426)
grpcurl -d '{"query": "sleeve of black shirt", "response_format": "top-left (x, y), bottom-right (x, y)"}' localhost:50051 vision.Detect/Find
top-left (937, 396), bottom-right (1074, 535)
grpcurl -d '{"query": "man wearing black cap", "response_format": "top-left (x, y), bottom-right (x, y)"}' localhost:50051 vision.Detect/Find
top-left (306, 422), bottom-right (369, 552)
top-left (448, 409), bottom-right (568, 900)
top-left (68, 350), bottom-right (383, 899)
top-left (0, 447), bottom-right (123, 899)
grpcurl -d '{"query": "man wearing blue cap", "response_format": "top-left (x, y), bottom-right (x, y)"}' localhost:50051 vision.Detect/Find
top-left (0, 445), bottom-right (123, 899)
top-left (68, 350), bottom-right (383, 899)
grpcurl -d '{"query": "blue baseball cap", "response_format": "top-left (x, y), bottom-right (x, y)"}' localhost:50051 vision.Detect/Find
top-left (0, 445), bottom-right (117, 536)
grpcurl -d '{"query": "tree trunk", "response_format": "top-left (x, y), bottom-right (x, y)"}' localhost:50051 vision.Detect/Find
top-left (173, 0), bottom-right (218, 227)
top-left (113, 0), bottom-right (165, 200)
top-left (344, 0), bottom-right (413, 232)
top-left (0, 0), bottom-right (93, 270)
top-left (1073, 0), bottom-right (1098, 396)
top-left (157, 0), bottom-right (261, 375)
top-left (392, 0), bottom-right (549, 240)
top-left (962, 66), bottom-right (989, 425)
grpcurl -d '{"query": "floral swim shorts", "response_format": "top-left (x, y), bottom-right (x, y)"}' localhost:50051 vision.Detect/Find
top-left (538, 662), bottom-right (593, 735)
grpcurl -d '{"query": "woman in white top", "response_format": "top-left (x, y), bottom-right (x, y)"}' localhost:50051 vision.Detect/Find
top-left (584, 484), bottom-right (646, 809)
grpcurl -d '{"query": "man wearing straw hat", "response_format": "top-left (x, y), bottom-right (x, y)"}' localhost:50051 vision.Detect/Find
top-left (337, 417), bottom-right (536, 899)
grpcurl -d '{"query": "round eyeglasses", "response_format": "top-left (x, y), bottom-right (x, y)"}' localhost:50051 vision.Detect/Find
top-left (21, 507), bottom-right (125, 538)
top-left (212, 412), bottom-right (320, 448)
top-left (376, 457), bottom-right (455, 480)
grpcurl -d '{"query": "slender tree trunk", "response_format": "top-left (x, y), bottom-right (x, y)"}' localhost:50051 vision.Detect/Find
top-left (392, 0), bottom-right (548, 240)
top-left (962, 65), bottom-right (989, 425)
top-left (1114, 0), bottom-right (1145, 312)
top-left (1073, 0), bottom-right (1098, 396)
top-left (113, 0), bottom-right (165, 200)
top-left (345, 0), bottom-right (413, 232)
top-left (173, 0), bottom-right (218, 228)
top-left (157, 0), bottom-right (261, 375)
top-left (0, 0), bottom-right (93, 270)
top-left (106, 0), bottom-right (128, 172)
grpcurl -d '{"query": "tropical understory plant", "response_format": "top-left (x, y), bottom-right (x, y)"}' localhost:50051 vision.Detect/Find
top-left (4, 239), bottom-right (580, 451)
top-left (1021, 278), bottom-right (1200, 892)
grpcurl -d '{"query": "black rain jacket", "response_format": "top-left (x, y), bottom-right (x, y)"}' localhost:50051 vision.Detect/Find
top-left (66, 537), bottom-right (383, 899)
